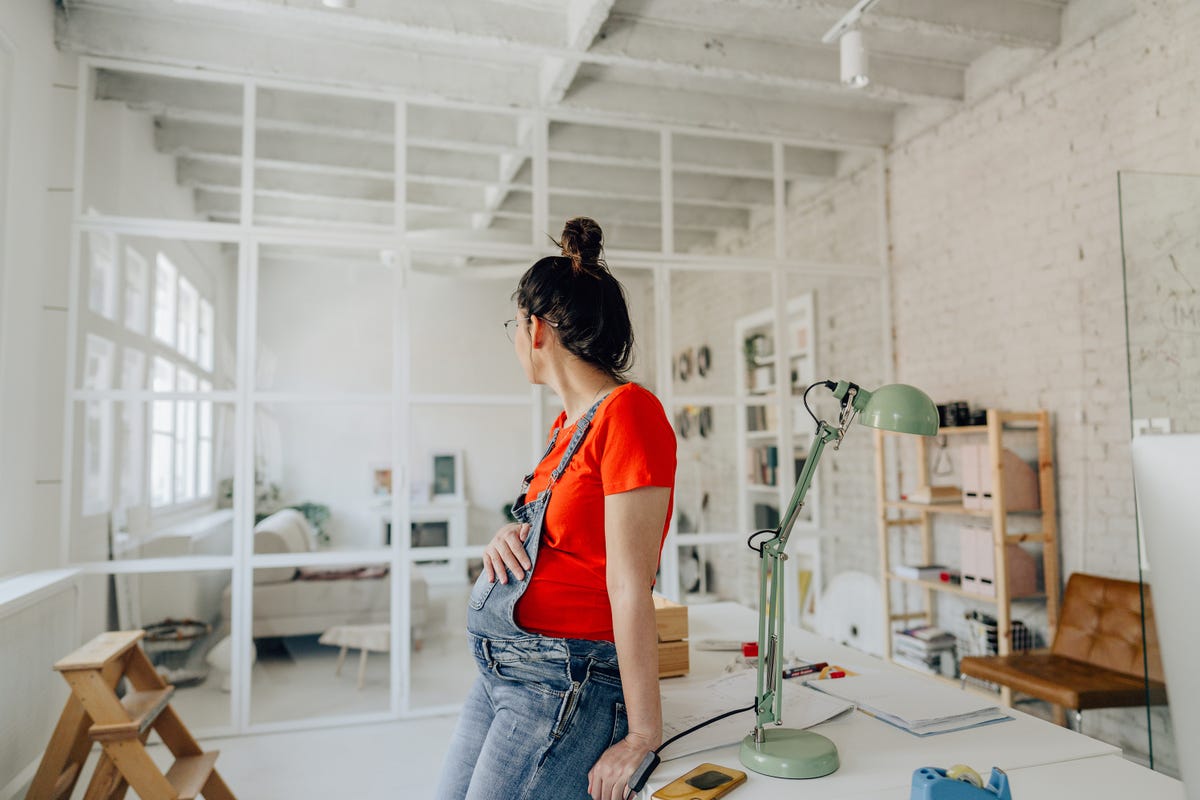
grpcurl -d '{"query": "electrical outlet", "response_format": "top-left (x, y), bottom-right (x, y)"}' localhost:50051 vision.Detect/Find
top-left (1132, 418), bottom-right (1172, 436)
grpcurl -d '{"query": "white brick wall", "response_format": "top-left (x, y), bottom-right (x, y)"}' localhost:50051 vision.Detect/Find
top-left (710, 0), bottom-right (1197, 774)
top-left (886, 1), bottom-right (1198, 775)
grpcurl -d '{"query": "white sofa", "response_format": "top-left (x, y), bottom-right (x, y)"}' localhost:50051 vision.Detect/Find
top-left (220, 509), bottom-right (429, 642)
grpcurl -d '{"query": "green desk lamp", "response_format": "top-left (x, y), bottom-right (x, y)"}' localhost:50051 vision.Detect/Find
top-left (740, 379), bottom-right (939, 779)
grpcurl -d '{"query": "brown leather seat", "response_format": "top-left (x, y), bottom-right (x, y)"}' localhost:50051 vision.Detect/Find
top-left (960, 573), bottom-right (1167, 717)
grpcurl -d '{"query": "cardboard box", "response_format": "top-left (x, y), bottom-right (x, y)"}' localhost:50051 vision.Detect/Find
top-left (653, 594), bottom-right (689, 678)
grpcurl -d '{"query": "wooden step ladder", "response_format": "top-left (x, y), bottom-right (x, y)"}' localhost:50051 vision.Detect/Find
top-left (26, 630), bottom-right (236, 800)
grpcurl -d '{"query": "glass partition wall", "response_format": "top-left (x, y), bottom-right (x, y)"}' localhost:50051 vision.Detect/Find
top-left (1120, 171), bottom-right (1199, 775)
top-left (64, 58), bottom-right (887, 734)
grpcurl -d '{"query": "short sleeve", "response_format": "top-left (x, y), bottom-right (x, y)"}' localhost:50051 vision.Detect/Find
top-left (597, 386), bottom-right (677, 495)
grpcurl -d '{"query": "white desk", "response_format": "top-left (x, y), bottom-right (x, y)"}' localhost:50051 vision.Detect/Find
top-left (644, 603), bottom-right (1179, 799)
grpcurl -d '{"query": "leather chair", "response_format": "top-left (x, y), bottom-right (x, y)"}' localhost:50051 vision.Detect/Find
top-left (959, 572), bottom-right (1167, 727)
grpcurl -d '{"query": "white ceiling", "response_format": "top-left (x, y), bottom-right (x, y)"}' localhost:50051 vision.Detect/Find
top-left (57, 0), bottom-right (1102, 250)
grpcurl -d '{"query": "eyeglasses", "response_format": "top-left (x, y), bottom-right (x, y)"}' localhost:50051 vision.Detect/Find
top-left (504, 315), bottom-right (558, 342)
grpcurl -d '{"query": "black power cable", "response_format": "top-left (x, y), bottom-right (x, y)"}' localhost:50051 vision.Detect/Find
top-left (622, 699), bottom-right (757, 799)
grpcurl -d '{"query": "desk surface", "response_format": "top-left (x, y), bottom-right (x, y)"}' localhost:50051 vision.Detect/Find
top-left (643, 603), bottom-right (1178, 799)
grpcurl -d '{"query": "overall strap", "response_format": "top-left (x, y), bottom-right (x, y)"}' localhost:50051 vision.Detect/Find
top-left (546, 394), bottom-right (607, 490)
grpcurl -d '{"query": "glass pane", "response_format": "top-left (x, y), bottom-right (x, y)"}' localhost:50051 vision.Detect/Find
top-left (123, 245), bottom-right (149, 334)
top-left (407, 104), bottom-right (533, 245)
top-left (409, 403), bottom-right (533, 548)
top-left (256, 244), bottom-right (393, 394)
top-left (248, 562), bottom-right (391, 724)
top-left (84, 69), bottom-right (243, 222)
top-left (616, 266), bottom-right (659, 391)
top-left (409, 577), bottom-right (475, 711)
top-left (255, 402), bottom-right (393, 554)
top-left (76, 233), bottom-right (238, 391)
top-left (69, 402), bottom-right (238, 562)
top-left (79, 570), bottom-right (234, 733)
top-left (673, 133), bottom-right (773, 257)
top-left (254, 86), bottom-right (395, 231)
top-left (1119, 170), bottom-right (1200, 773)
top-left (86, 230), bottom-right (118, 320)
top-left (408, 262), bottom-right (533, 396)
top-left (669, 267), bottom-right (773, 397)
top-left (405, 404), bottom-right (532, 713)
top-left (784, 147), bottom-right (879, 266)
top-left (548, 121), bottom-right (660, 252)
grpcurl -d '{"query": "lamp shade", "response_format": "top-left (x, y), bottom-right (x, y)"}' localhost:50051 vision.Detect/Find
top-left (857, 383), bottom-right (939, 436)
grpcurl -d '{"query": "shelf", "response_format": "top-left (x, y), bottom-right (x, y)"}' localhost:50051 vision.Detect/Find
top-left (745, 430), bottom-right (777, 441)
top-left (746, 484), bottom-right (778, 494)
top-left (886, 573), bottom-right (1045, 603)
top-left (885, 500), bottom-right (1042, 518)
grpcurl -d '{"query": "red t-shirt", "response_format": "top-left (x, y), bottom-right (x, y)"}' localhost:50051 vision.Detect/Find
top-left (514, 383), bottom-right (677, 641)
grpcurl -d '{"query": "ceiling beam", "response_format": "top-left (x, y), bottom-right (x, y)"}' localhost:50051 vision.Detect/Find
top-left (561, 79), bottom-right (893, 146)
top-left (58, 4), bottom-right (539, 107)
top-left (593, 14), bottom-right (962, 105)
top-left (692, 0), bottom-right (1063, 49)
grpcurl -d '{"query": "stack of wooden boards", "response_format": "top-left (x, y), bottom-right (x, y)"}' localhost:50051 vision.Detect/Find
top-left (653, 594), bottom-right (689, 679)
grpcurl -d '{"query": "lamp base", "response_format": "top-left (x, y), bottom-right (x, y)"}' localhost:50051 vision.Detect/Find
top-left (739, 728), bottom-right (840, 779)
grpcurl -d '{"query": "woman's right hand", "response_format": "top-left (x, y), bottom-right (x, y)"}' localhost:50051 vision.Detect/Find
top-left (482, 522), bottom-right (533, 584)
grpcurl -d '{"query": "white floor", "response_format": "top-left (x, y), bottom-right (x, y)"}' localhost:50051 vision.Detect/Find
top-left (71, 714), bottom-right (460, 799)
top-left (168, 582), bottom-right (479, 733)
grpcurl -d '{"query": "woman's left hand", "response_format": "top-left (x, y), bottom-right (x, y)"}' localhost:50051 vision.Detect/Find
top-left (587, 732), bottom-right (657, 800)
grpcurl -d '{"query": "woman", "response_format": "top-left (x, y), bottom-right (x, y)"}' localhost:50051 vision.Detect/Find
top-left (435, 218), bottom-right (676, 800)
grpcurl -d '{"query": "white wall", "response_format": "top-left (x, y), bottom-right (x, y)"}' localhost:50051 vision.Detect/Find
top-left (0, 0), bottom-right (77, 579)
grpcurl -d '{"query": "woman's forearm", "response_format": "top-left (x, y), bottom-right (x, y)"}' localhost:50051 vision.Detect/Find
top-left (609, 585), bottom-right (663, 748)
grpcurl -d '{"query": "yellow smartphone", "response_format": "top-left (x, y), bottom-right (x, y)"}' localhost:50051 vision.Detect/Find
top-left (651, 763), bottom-right (747, 800)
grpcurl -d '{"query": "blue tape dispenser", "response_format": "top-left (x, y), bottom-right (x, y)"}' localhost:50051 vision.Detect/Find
top-left (910, 765), bottom-right (1013, 800)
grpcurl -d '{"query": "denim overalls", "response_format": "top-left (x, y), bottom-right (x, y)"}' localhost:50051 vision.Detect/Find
top-left (435, 395), bottom-right (629, 800)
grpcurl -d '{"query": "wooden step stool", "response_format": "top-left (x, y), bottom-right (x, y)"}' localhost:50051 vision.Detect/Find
top-left (26, 630), bottom-right (236, 800)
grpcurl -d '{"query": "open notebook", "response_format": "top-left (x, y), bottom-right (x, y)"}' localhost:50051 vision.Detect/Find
top-left (806, 671), bottom-right (1010, 736)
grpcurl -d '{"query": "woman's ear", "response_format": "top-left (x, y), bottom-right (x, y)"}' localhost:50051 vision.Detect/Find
top-left (528, 315), bottom-right (547, 349)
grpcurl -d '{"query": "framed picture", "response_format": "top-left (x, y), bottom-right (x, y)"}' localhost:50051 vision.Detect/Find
top-left (430, 450), bottom-right (464, 502)
top-left (369, 462), bottom-right (393, 498)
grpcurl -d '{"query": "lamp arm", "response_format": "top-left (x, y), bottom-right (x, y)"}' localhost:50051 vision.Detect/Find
top-left (753, 420), bottom-right (841, 736)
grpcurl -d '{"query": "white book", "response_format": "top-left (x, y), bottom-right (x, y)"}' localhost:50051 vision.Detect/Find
top-left (808, 671), bottom-right (1009, 736)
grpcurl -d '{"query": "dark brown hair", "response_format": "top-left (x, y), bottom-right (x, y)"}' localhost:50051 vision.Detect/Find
top-left (513, 217), bottom-right (634, 379)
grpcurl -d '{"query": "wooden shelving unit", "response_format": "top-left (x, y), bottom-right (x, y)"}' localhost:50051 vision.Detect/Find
top-left (875, 409), bottom-right (1061, 705)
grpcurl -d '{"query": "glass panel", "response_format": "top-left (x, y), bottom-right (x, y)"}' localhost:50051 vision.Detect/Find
top-left (84, 69), bottom-right (243, 222)
top-left (76, 233), bottom-right (238, 392)
top-left (407, 104), bottom-right (533, 246)
top-left (408, 577), bottom-right (475, 711)
top-left (408, 262), bottom-right (533, 396)
top-left (255, 402), bottom-right (392, 554)
top-left (548, 121), bottom-right (660, 252)
top-left (1119, 170), bottom-right (1200, 774)
top-left (783, 147), bottom-right (879, 266)
top-left (404, 402), bottom-right (531, 712)
top-left (79, 570), bottom-right (234, 733)
top-left (254, 86), bottom-right (395, 231)
top-left (123, 245), bottom-right (149, 334)
top-left (669, 267), bottom-right (772, 397)
top-left (673, 133), bottom-right (773, 257)
top-left (256, 244), bottom-right (393, 394)
top-left (69, 401), bottom-right (237, 563)
top-left (249, 562), bottom-right (391, 725)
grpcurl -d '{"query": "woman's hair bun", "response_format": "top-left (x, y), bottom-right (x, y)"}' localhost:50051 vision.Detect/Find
top-left (558, 217), bottom-right (604, 271)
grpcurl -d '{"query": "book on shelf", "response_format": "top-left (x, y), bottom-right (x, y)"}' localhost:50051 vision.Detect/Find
top-left (894, 625), bottom-right (956, 647)
top-left (893, 636), bottom-right (955, 660)
top-left (893, 564), bottom-right (949, 581)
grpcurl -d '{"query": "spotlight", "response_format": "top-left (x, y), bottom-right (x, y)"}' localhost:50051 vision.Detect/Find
top-left (839, 28), bottom-right (869, 89)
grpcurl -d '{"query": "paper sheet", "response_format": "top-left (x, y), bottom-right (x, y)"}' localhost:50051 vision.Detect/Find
top-left (658, 670), bottom-right (854, 761)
